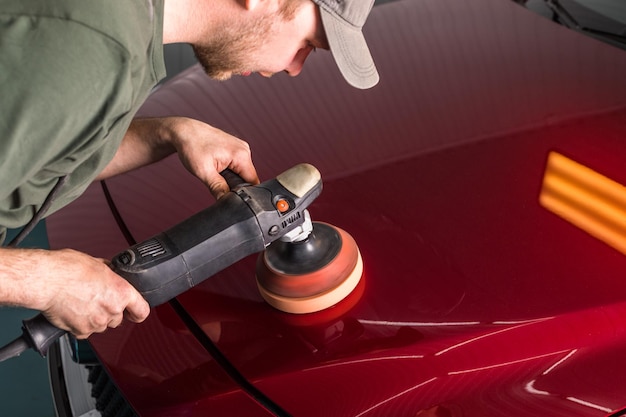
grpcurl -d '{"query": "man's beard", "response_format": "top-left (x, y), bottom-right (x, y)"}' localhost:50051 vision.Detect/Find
top-left (192, 15), bottom-right (274, 81)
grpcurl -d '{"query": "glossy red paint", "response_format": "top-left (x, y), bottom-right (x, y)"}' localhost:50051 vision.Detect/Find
top-left (47, 0), bottom-right (626, 415)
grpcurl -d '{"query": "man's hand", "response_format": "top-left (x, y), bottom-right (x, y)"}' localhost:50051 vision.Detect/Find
top-left (165, 117), bottom-right (260, 199)
top-left (0, 248), bottom-right (150, 339)
top-left (97, 117), bottom-right (260, 199)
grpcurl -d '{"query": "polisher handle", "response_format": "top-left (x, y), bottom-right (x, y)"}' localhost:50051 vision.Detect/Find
top-left (113, 193), bottom-right (265, 306)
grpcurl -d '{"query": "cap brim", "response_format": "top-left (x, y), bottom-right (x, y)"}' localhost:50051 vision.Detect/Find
top-left (319, 7), bottom-right (379, 89)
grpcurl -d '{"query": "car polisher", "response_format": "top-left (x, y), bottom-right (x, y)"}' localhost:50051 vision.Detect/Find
top-left (256, 215), bottom-right (363, 314)
top-left (0, 163), bottom-right (363, 361)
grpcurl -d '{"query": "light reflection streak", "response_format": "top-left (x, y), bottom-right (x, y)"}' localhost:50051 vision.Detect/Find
top-left (358, 319), bottom-right (481, 327)
top-left (302, 355), bottom-right (425, 373)
top-left (447, 350), bottom-right (567, 375)
top-left (357, 318), bottom-right (553, 328)
top-left (525, 380), bottom-right (551, 396)
top-left (523, 349), bottom-right (613, 413)
top-left (523, 350), bottom-right (577, 396)
top-left (492, 318), bottom-right (555, 325)
top-left (542, 349), bottom-right (577, 375)
top-left (353, 377), bottom-right (438, 417)
top-left (435, 318), bottom-right (552, 356)
top-left (566, 397), bottom-right (612, 413)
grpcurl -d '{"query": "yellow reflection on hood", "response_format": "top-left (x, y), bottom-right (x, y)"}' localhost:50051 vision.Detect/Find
top-left (540, 151), bottom-right (626, 254)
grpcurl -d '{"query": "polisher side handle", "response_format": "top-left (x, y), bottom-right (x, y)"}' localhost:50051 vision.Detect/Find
top-left (220, 168), bottom-right (249, 190)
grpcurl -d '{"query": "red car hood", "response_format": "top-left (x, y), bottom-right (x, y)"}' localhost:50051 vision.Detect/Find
top-left (47, 0), bottom-right (626, 416)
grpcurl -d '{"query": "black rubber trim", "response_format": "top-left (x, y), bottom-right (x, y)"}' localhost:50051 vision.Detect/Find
top-left (168, 298), bottom-right (292, 417)
top-left (48, 340), bottom-right (73, 417)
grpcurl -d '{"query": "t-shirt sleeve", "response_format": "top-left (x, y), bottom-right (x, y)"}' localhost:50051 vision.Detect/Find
top-left (0, 15), bottom-right (134, 226)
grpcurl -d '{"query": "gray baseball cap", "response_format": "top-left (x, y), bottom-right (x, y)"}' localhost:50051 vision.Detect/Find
top-left (312, 0), bottom-right (379, 89)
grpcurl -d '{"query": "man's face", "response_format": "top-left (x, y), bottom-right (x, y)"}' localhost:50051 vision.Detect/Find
top-left (192, 1), bottom-right (328, 81)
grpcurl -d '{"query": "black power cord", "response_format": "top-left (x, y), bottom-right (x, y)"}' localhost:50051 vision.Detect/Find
top-left (7, 175), bottom-right (69, 248)
top-left (0, 338), bottom-right (30, 362)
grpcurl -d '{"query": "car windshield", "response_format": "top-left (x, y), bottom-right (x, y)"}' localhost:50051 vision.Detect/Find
top-left (515, 0), bottom-right (626, 49)
top-left (574, 0), bottom-right (626, 24)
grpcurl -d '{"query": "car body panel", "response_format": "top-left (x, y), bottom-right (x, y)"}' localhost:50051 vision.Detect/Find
top-left (47, 0), bottom-right (626, 415)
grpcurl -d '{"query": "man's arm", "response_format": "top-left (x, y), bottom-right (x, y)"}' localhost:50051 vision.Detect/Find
top-left (0, 247), bottom-right (149, 339)
top-left (97, 117), bottom-right (260, 199)
top-left (0, 117), bottom-right (259, 339)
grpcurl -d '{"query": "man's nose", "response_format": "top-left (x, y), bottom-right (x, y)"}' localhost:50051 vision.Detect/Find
top-left (285, 45), bottom-right (315, 77)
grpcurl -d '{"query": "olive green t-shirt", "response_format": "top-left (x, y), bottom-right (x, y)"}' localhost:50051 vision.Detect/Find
top-left (0, 0), bottom-right (166, 244)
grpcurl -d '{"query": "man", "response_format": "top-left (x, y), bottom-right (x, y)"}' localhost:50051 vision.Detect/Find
top-left (0, 0), bottom-right (378, 339)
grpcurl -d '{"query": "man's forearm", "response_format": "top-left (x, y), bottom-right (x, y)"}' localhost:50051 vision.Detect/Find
top-left (96, 118), bottom-right (177, 181)
top-left (95, 116), bottom-right (259, 199)
top-left (0, 247), bottom-right (150, 338)
top-left (0, 247), bottom-right (51, 310)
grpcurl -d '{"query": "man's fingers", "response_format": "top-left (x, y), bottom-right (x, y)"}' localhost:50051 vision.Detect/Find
top-left (207, 176), bottom-right (230, 200)
top-left (108, 314), bottom-right (124, 329)
top-left (206, 166), bottom-right (257, 199)
top-left (232, 162), bottom-right (260, 186)
top-left (124, 290), bottom-right (150, 324)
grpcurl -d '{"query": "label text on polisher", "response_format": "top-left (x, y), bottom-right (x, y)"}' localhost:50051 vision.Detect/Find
top-left (282, 211), bottom-right (301, 229)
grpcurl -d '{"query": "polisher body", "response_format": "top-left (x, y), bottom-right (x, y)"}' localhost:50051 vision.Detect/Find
top-left (112, 164), bottom-right (322, 307)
